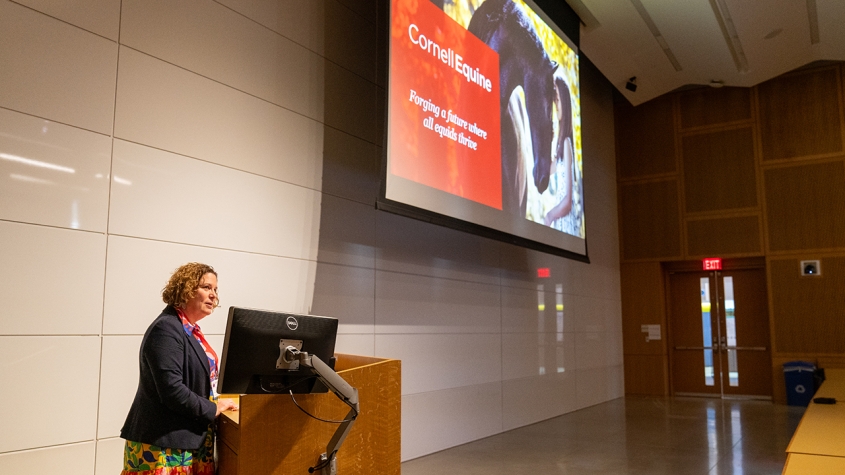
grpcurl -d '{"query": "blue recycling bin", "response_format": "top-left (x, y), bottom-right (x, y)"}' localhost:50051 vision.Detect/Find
top-left (783, 361), bottom-right (816, 406)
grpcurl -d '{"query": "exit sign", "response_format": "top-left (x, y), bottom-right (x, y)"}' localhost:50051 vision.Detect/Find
top-left (702, 258), bottom-right (722, 270)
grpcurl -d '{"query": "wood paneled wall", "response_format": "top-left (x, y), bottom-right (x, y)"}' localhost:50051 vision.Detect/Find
top-left (758, 67), bottom-right (842, 160)
top-left (616, 64), bottom-right (845, 399)
top-left (620, 262), bottom-right (669, 395)
top-left (615, 95), bottom-right (676, 179)
top-left (619, 179), bottom-right (681, 260)
top-left (681, 127), bottom-right (757, 213)
top-left (764, 161), bottom-right (845, 251)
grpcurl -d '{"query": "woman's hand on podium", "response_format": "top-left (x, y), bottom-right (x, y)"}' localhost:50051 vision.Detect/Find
top-left (216, 398), bottom-right (239, 416)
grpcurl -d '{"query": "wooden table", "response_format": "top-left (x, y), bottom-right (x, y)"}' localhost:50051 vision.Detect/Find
top-left (782, 369), bottom-right (845, 474)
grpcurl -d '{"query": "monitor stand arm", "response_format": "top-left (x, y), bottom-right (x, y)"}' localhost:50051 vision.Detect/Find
top-left (283, 347), bottom-right (360, 475)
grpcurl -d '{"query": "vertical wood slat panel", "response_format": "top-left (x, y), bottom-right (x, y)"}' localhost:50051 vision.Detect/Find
top-left (620, 262), bottom-right (666, 356)
top-left (615, 95), bottom-right (676, 179)
top-left (619, 180), bottom-right (682, 260)
top-left (764, 161), bottom-right (845, 251)
top-left (624, 354), bottom-right (667, 396)
top-left (758, 67), bottom-right (843, 161)
top-left (770, 258), bottom-right (845, 353)
top-left (682, 127), bottom-right (758, 212)
top-left (621, 262), bottom-right (668, 396)
top-left (679, 87), bottom-right (751, 129)
top-left (686, 216), bottom-right (761, 257)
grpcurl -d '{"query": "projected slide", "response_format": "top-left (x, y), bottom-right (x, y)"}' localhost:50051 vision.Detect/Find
top-left (386, 0), bottom-right (585, 256)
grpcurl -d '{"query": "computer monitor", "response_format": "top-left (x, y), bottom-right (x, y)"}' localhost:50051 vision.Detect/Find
top-left (218, 307), bottom-right (339, 394)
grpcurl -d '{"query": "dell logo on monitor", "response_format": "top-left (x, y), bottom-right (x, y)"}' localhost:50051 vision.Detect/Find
top-left (286, 316), bottom-right (298, 331)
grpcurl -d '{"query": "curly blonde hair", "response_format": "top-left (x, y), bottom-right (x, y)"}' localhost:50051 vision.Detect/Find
top-left (162, 262), bottom-right (219, 309)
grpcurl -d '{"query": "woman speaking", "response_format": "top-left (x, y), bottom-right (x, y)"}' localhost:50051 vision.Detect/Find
top-left (120, 262), bottom-right (237, 474)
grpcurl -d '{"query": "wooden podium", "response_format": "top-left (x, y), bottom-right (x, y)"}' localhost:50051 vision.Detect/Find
top-left (217, 354), bottom-right (401, 475)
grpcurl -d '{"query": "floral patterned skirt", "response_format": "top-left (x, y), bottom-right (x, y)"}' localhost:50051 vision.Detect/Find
top-left (120, 427), bottom-right (214, 475)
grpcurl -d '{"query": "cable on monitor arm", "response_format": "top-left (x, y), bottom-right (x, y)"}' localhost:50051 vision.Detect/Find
top-left (288, 389), bottom-right (359, 423)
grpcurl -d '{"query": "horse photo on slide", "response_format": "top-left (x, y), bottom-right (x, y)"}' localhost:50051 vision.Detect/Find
top-left (433, 0), bottom-right (584, 238)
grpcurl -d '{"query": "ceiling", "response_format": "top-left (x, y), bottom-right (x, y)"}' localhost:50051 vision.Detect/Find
top-left (564, 0), bottom-right (845, 106)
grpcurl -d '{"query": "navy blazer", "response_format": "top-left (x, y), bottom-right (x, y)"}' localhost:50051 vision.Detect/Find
top-left (120, 306), bottom-right (217, 450)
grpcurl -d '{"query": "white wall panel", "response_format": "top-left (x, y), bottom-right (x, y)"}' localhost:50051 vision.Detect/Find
top-left (0, 221), bottom-right (105, 335)
top-left (319, 0), bottom-right (378, 82)
top-left (560, 263), bottom-right (586, 296)
top-left (14, 0), bottom-right (120, 40)
top-left (586, 199), bottom-right (617, 237)
top-left (206, 334), bottom-right (224, 359)
top-left (575, 296), bottom-right (621, 333)
top-left (217, 0), bottom-right (377, 83)
top-left (94, 438), bottom-right (125, 475)
top-left (592, 296), bottom-right (624, 336)
top-left (102, 235), bottom-right (318, 335)
top-left (0, 442), bottom-right (95, 475)
top-left (580, 264), bottom-right (620, 299)
top-left (323, 59), bottom-right (379, 144)
top-left (502, 371), bottom-right (577, 431)
top-left (316, 195), bottom-right (375, 267)
top-left (0, 336), bottom-right (100, 452)
top-left (113, 47), bottom-right (324, 189)
top-left (576, 365), bottom-right (625, 410)
top-left (499, 270), bottom-right (543, 291)
top-left (609, 298), bottom-right (623, 333)
top-left (335, 333), bottom-right (375, 356)
top-left (592, 231), bottom-right (622, 269)
top-left (321, 126), bottom-right (380, 205)
top-left (0, 0), bottom-right (117, 134)
top-left (216, 0), bottom-right (326, 53)
top-left (402, 382), bottom-right (502, 460)
top-left (336, 0), bottom-right (378, 24)
top-left (0, 108), bottom-right (111, 231)
top-left (502, 284), bottom-right (578, 334)
top-left (501, 284), bottom-right (542, 334)
top-left (608, 331), bottom-right (624, 367)
top-left (121, 0), bottom-right (326, 121)
top-left (311, 262), bottom-right (375, 332)
top-left (575, 332), bottom-right (613, 370)
top-left (502, 332), bottom-right (575, 381)
top-left (375, 212), bottom-right (501, 285)
top-left (563, 293), bottom-right (592, 334)
top-left (107, 139), bottom-right (321, 260)
top-left (97, 336), bottom-right (141, 439)
top-left (376, 333), bottom-right (501, 394)
top-left (499, 246), bottom-right (580, 292)
top-left (375, 271), bottom-right (500, 334)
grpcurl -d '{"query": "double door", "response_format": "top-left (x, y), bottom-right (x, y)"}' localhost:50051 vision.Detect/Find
top-left (668, 266), bottom-right (772, 398)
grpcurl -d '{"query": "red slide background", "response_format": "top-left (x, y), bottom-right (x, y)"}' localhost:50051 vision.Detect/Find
top-left (389, 0), bottom-right (502, 209)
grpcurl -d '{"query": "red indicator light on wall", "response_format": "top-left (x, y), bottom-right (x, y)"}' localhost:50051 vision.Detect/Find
top-left (537, 268), bottom-right (551, 278)
top-left (702, 258), bottom-right (722, 270)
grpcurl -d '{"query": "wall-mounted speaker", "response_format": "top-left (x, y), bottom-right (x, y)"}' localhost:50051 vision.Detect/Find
top-left (800, 260), bottom-right (821, 276)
